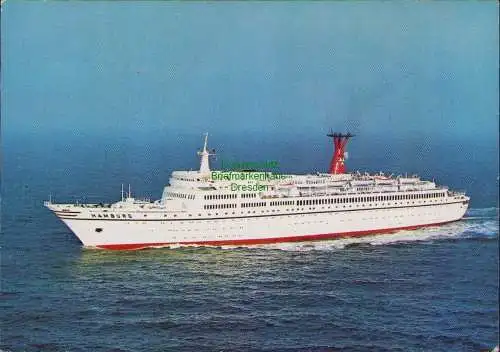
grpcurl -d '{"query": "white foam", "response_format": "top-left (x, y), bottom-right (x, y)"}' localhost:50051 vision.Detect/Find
top-left (224, 209), bottom-right (498, 252)
top-left (152, 208), bottom-right (498, 252)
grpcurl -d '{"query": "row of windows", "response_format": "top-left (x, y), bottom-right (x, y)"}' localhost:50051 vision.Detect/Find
top-left (167, 192), bottom-right (195, 200)
top-left (241, 202), bottom-right (266, 208)
top-left (241, 193), bottom-right (257, 198)
top-left (176, 177), bottom-right (201, 182)
top-left (305, 179), bottom-right (327, 185)
top-left (204, 194), bottom-right (237, 200)
top-left (270, 200), bottom-right (295, 206)
top-left (202, 191), bottom-right (446, 203)
top-left (203, 193), bottom-right (258, 200)
top-left (296, 192), bottom-right (446, 206)
top-left (91, 213), bottom-right (132, 219)
top-left (203, 204), bottom-right (237, 210)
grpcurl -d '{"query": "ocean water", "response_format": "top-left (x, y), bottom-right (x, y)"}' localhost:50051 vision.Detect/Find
top-left (1, 133), bottom-right (498, 351)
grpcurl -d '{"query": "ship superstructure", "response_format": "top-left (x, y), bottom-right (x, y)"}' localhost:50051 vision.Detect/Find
top-left (45, 133), bottom-right (469, 250)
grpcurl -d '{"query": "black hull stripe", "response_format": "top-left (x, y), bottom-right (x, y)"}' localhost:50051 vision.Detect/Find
top-left (55, 201), bottom-right (467, 221)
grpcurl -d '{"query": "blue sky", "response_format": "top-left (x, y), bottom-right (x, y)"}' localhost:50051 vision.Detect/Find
top-left (1, 1), bottom-right (498, 143)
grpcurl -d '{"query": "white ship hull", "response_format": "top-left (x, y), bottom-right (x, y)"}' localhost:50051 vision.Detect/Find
top-left (55, 201), bottom-right (468, 250)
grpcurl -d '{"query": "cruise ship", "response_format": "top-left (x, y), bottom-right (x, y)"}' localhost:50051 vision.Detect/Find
top-left (45, 133), bottom-right (469, 250)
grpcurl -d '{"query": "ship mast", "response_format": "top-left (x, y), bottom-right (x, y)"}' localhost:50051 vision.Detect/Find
top-left (197, 132), bottom-right (216, 174)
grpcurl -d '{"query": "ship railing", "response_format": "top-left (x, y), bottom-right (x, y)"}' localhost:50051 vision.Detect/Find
top-left (80, 203), bottom-right (111, 208)
top-left (435, 186), bottom-right (449, 190)
top-left (74, 203), bottom-right (101, 208)
top-left (448, 190), bottom-right (466, 196)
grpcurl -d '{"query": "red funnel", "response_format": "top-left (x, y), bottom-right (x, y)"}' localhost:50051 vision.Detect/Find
top-left (327, 132), bottom-right (353, 174)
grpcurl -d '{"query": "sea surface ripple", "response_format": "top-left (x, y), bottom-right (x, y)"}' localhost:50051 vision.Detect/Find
top-left (1, 207), bottom-right (498, 351)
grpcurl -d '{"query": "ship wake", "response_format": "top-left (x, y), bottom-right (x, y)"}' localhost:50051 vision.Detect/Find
top-left (208, 207), bottom-right (498, 252)
top-left (93, 208), bottom-right (497, 252)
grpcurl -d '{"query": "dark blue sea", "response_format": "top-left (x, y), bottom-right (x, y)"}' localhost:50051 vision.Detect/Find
top-left (1, 132), bottom-right (498, 351)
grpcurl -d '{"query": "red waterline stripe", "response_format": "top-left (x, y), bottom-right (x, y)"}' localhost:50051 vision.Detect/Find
top-left (95, 220), bottom-right (459, 250)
